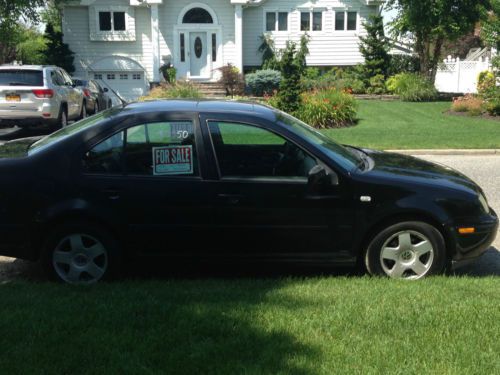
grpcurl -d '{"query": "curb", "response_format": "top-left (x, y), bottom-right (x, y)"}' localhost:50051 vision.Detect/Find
top-left (385, 149), bottom-right (500, 156)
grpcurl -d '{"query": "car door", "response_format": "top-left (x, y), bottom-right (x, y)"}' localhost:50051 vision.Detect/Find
top-left (78, 113), bottom-right (215, 256)
top-left (59, 69), bottom-right (81, 118)
top-left (201, 115), bottom-right (356, 262)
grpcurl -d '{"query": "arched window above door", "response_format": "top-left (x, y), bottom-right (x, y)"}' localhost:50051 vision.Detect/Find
top-left (182, 8), bottom-right (213, 24)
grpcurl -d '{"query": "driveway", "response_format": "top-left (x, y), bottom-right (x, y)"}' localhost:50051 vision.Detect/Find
top-left (0, 153), bottom-right (499, 281)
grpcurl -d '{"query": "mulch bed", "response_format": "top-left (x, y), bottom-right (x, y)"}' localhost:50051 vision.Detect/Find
top-left (445, 110), bottom-right (500, 121)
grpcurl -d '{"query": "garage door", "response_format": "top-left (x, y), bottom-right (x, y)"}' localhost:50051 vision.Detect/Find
top-left (92, 71), bottom-right (149, 102)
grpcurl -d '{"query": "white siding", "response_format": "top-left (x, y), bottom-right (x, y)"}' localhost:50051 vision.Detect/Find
top-left (62, 3), bottom-right (154, 81)
top-left (243, 0), bottom-right (378, 67)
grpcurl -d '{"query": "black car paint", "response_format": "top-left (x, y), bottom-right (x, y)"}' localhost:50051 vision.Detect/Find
top-left (0, 100), bottom-right (497, 267)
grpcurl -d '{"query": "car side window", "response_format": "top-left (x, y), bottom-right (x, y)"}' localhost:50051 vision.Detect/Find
top-left (83, 131), bottom-right (125, 174)
top-left (125, 122), bottom-right (198, 176)
top-left (208, 121), bottom-right (317, 178)
top-left (83, 121), bottom-right (198, 176)
top-left (51, 71), bottom-right (64, 86)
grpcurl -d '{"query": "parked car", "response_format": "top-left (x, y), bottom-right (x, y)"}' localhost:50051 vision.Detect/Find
top-left (72, 78), bottom-right (112, 115)
top-left (0, 100), bottom-right (496, 284)
top-left (0, 65), bottom-right (84, 128)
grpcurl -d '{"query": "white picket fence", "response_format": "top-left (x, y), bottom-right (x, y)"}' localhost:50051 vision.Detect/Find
top-left (435, 57), bottom-right (492, 94)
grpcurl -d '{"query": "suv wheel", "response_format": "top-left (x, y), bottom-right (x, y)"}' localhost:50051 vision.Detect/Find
top-left (93, 101), bottom-right (99, 114)
top-left (41, 222), bottom-right (121, 284)
top-left (80, 102), bottom-right (87, 120)
top-left (58, 107), bottom-right (68, 128)
top-left (364, 221), bottom-right (446, 280)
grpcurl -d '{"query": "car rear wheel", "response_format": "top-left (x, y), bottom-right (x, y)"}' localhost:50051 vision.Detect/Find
top-left (93, 101), bottom-right (99, 114)
top-left (80, 102), bottom-right (87, 120)
top-left (41, 223), bottom-right (121, 284)
top-left (364, 221), bottom-right (446, 280)
top-left (58, 107), bottom-right (68, 128)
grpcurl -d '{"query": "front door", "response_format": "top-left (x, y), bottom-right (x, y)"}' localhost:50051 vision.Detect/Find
top-left (189, 32), bottom-right (207, 77)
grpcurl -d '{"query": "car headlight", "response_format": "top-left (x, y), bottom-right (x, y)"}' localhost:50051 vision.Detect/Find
top-left (478, 193), bottom-right (489, 213)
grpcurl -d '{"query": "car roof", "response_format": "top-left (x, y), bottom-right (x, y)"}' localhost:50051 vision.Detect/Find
top-left (123, 99), bottom-right (278, 121)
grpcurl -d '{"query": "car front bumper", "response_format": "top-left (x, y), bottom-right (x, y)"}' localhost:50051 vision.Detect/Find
top-left (450, 208), bottom-right (498, 266)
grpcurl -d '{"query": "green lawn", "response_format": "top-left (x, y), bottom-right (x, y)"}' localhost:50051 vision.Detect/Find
top-left (1, 277), bottom-right (499, 374)
top-left (323, 100), bottom-right (500, 150)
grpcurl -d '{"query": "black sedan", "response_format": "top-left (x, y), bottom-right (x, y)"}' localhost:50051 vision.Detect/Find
top-left (0, 100), bottom-right (497, 283)
top-left (72, 78), bottom-right (112, 116)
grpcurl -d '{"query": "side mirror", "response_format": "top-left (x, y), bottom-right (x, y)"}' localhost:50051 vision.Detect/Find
top-left (308, 164), bottom-right (339, 192)
top-left (103, 88), bottom-right (109, 93)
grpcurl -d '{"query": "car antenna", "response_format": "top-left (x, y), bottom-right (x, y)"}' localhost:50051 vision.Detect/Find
top-left (80, 60), bottom-right (129, 106)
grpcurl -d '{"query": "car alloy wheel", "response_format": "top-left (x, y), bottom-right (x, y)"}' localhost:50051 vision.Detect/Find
top-left (379, 230), bottom-right (434, 279)
top-left (52, 233), bottom-right (108, 284)
top-left (365, 221), bottom-right (446, 280)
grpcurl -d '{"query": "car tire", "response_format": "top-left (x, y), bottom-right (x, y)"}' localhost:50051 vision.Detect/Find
top-left (94, 101), bottom-right (99, 114)
top-left (58, 106), bottom-right (68, 128)
top-left (41, 222), bottom-right (121, 284)
top-left (364, 221), bottom-right (447, 280)
top-left (80, 102), bottom-right (87, 120)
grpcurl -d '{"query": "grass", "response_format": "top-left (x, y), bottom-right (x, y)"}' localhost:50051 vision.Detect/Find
top-left (323, 100), bottom-right (500, 150)
top-left (0, 277), bottom-right (499, 374)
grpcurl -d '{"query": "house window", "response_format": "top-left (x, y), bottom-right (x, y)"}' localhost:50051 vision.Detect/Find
top-left (107, 74), bottom-right (115, 80)
top-left (266, 12), bottom-right (288, 32)
top-left (301, 11), bottom-right (322, 32)
top-left (99, 11), bottom-right (126, 32)
top-left (94, 74), bottom-right (103, 80)
top-left (335, 11), bottom-right (345, 31)
top-left (212, 33), bottom-right (217, 62)
top-left (133, 74), bottom-right (141, 80)
top-left (120, 74), bottom-right (128, 80)
top-left (182, 8), bottom-right (213, 24)
top-left (347, 12), bottom-right (357, 30)
top-left (180, 33), bottom-right (185, 62)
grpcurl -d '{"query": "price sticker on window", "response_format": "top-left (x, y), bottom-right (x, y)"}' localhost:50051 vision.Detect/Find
top-left (170, 122), bottom-right (193, 141)
top-left (152, 145), bottom-right (193, 175)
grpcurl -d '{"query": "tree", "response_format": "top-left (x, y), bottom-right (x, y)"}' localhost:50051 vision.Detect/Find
top-left (43, 23), bottom-right (75, 73)
top-left (0, 0), bottom-right (45, 63)
top-left (481, 0), bottom-right (500, 50)
top-left (359, 15), bottom-right (390, 79)
top-left (387, 0), bottom-right (490, 82)
top-left (17, 27), bottom-right (47, 65)
top-left (275, 42), bottom-right (303, 113)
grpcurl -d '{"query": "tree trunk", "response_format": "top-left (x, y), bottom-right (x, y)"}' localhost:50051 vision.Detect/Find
top-left (429, 35), bottom-right (444, 83)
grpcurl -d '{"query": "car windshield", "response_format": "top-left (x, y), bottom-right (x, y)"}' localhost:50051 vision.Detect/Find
top-left (28, 112), bottom-right (110, 155)
top-left (0, 69), bottom-right (43, 86)
top-left (276, 111), bottom-right (363, 171)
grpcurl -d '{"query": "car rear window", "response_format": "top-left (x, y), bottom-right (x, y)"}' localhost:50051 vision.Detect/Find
top-left (0, 69), bottom-right (43, 86)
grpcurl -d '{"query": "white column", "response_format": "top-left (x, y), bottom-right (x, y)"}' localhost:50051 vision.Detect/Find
top-left (234, 4), bottom-right (243, 73)
top-left (151, 4), bottom-right (160, 83)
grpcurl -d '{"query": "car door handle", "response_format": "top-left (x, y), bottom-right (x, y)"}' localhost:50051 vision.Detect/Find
top-left (103, 189), bottom-right (121, 200)
top-left (217, 193), bottom-right (243, 205)
top-left (304, 194), bottom-right (340, 201)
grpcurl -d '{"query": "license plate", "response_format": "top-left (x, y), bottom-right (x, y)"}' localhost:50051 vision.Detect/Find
top-left (6, 94), bottom-right (21, 102)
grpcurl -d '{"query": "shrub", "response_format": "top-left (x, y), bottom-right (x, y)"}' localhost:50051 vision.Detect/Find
top-left (483, 87), bottom-right (500, 116)
top-left (366, 74), bottom-right (386, 95)
top-left (386, 73), bottom-right (438, 102)
top-left (477, 71), bottom-right (496, 96)
top-left (451, 95), bottom-right (484, 116)
top-left (138, 82), bottom-right (202, 101)
top-left (275, 42), bottom-right (303, 113)
top-left (387, 55), bottom-right (420, 76)
top-left (218, 64), bottom-right (245, 97)
top-left (293, 89), bottom-right (357, 128)
top-left (301, 69), bottom-right (366, 94)
top-left (159, 63), bottom-right (177, 83)
top-left (245, 69), bottom-right (282, 96)
top-left (303, 67), bottom-right (321, 80)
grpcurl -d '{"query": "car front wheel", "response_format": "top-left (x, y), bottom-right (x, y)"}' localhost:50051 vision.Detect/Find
top-left (42, 223), bottom-right (121, 284)
top-left (364, 221), bottom-right (447, 280)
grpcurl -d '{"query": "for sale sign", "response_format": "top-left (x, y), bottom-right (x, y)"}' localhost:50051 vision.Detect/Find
top-left (152, 145), bottom-right (193, 175)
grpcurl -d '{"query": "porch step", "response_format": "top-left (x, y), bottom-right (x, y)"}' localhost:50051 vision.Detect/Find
top-left (190, 82), bottom-right (228, 97)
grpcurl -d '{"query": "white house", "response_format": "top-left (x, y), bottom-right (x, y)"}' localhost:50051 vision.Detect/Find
top-left (62, 0), bottom-right (383, 100)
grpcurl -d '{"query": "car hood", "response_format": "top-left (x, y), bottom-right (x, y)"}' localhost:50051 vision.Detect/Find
top-left (360, 149), bottom-right (480, 194)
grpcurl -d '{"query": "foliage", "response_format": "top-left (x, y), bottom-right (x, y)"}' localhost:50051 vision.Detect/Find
top-left (15, 27), bottom-right (46, 65)
top-left (41, 0), bottom-right (64, 33)
top-left (366, 75), bottom-right (386, 95)
top-left (387, 0), bottom-right (489, 82)
top-left (218, 64), bottom-right (245, 98)
top-left (139, 82), bottom-right (202, 101)
top-left (303, 67), bottom-right (320, 80)
top-left (43, 23), bottom-right (75, 74)
top-left (441, 32), bottom-right (482, 59)
top-left (159, 63), bottom-right (177, 84)
top-left (293, 89), bottom-right (358, 128)
top-left (484, 93), bottom-right (500, 116)
top-left (451, 95), bottom-right (484, 116)
top-left (387, 55), bottom-right (421, 76)
top-left (258, 34), bottom-right (279, 70)
top-left (481, 0), bottom-right (500, 49)
top-left (301, 67), bottom-right (367, 94)
top-left (274, 42), bottom-right (303, 113)
top-left (386, 73), bottom-right (438, 102)
top-left (477, 71), bottom-right (497, 96)
top-left (0, 0), bottom-right (45, 63)
top-left (245, 69), bottom-right (282, 97)
top-left (359, 15), bottom-right (390, 79)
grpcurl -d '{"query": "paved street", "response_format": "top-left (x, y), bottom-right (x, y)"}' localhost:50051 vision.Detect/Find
top-left (0, 126), bottom-right (498, 280)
